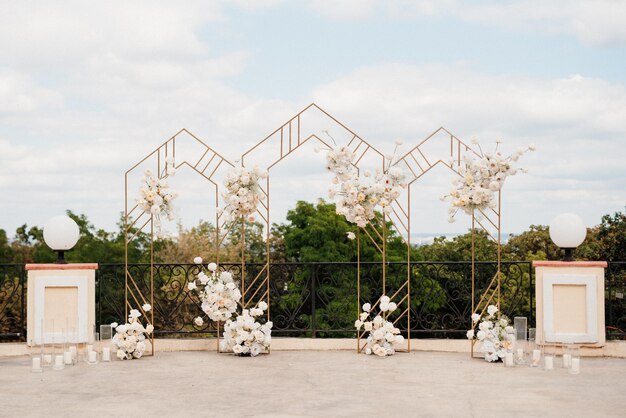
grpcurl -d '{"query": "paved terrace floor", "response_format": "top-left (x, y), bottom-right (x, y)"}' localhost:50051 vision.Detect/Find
top-left (1, 350), bottom-right (625, 418)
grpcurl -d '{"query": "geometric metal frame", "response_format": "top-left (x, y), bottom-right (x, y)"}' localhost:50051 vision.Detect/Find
top-left (124, 128), bottom-right (234, 355)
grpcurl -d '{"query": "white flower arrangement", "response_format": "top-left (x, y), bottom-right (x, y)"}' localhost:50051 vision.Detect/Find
top-left (466, 304), bottom-right (515, 362)
top-left (189, 257), bottom-right (242, 323)
top-left (444, 139), bottom-right (535, 222)
top-left (136, 158), bottom-right (178, 231)
top-left (355, 296), bottom-right (404, 357)
top-left (222, 165), bottom-right (268, 222)
top-left (111, 305), bottom-right (154, 360)
top-left (326, 141), bottom-right (407, 228)
top-left (220, 301), bottom-right (272, 357)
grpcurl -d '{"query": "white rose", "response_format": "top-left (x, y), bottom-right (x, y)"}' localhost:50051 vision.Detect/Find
top-left (466, 330), bottom-right (475, 339)
top-left (258, 301), bottom-right (268, 311)
top-left (110, 322), bottom-right (118, 328)
top-left (471, 313), bottom-right (480, 323)
top-left (388, 302), bottom-right (397, 312)
top-left (487, 305), bottom-right (498, 316)
top-left (208, 263), bottom-right (217, 272)
top-left (194, 317), bottom-right (204, 327)
top-left (188, 282), bottom-right (197, 291)
top-left (354, 320), bottom-right (363, 329)
top-left (117, 349), bottom-right (126, 360)
top-left (142, 303), bottom-right (151, 312)
top-left (193, 256), bottom-right (203, 264)
top-left (362, 303), bottom-right (371, 313)
top-left (146, 324), bottom-right (154, 334)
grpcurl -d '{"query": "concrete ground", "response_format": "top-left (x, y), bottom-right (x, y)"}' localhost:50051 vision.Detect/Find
top-left (1, 351), bottom-right (625, 418)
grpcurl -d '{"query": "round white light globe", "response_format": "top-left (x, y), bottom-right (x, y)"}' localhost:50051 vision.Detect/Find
top-left (43, 216), bottom-right (80, 250)
top-left (549, 213), bottom-right (586, 249)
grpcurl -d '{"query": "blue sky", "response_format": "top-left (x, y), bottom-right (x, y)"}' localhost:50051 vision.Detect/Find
top-left (0, 0), bottom-right (625, 241)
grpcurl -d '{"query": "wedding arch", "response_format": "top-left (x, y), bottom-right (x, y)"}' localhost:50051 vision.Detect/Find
top-left (394, 127), bottom-right (503, 356)
top-left (124, 129), bottom-right (234, 354)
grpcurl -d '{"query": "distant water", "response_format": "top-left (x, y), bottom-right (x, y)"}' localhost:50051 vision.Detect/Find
top-left (411, 232), bottom-right (512, 246)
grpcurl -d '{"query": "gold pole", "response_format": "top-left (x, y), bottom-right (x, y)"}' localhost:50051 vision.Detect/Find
top-left (471, 209), bottom-right (475, 358)
top-left (124, 174), bottom-right (128, 321)
top-left (407, 189), bottom-right (411, 353)
top-left (497, 190), bottom-right (501, 311)
top-left (241, 215), bottom-right (245, 308)
top-left (382, 212), bottom-right (386, 294)
top-left (150, 216), bottom-right (154, 356)
top-left (357, 229), bottom-right (360, 353)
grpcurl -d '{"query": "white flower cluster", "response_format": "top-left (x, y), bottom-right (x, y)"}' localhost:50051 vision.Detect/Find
top-left (327, 142), bottom-right (407, 228)
top-left (222, 165), bottom-right (268, 222)
top-left (444, 139), bottom-right (535, 222)
top-left (189, 257), bottom-right (242, 323)
top-left (355, 296), bottom-right (404, 357)
top-left (136, 161), bottom-right (178, 230)
top-left (466, 304), bottom-right (515, 362)
top-left (111, 305), bottom-right (154, 360)
top-left (221, 302), bottom-right (272, 357)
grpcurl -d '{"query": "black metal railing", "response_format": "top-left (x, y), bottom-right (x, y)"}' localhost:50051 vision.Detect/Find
top-left (95, 261), bottom-right (534, 338)
top-left (0, 264), bottom-right (26, 341)
top-left (606, 261), bottom-right (626, 339)
top-left (3, 261), bottom-right (626, 341)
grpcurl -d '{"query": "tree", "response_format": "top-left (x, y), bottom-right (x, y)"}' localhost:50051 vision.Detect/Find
top-left (596, 207), bottom-right (626, 261)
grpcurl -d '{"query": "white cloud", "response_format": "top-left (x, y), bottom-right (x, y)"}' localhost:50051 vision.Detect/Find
top-left (304, 0), bottom-right (626, 46)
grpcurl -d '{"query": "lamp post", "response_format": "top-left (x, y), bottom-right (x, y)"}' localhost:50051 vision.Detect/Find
top-left (548, 213), bottom-right (587, 261)
top-left (43, 216), bottom-right (80, 264)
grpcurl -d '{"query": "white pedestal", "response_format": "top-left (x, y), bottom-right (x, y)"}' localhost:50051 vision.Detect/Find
top-left (26, 263), bottom-right (98, 345)
top-left (534, 261), bottom-right (606, 347)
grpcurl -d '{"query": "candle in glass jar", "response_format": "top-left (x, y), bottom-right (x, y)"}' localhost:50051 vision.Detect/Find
top-left (563, 354), bottom-right (572, 368)
top-left (64, 351), bottom-right (72, 365)
top-left (54, 355), bottom-right (64, 368)
top-left (505, 352), bottom-right (514, 366)
top-left (532, 349), bottom-right (541, 366)
top-left (516, 348), bottom-right (524, 360)
top-left (32, 357), bottom-right (41, 371)
top-left (102, 347), bottom-right (111, 362)
top-left (544, 356), bottom-right (554, 370)
top-left (570, 358), bottom-right (580, 374)
top-left (69, 345), bottom-right (77, 360)
top-left (88, 350), bottom-right (97, 363)
top-left (86, 344), bottom-right (93, 353)
top-left (43, 354), bottom-right (52, 365)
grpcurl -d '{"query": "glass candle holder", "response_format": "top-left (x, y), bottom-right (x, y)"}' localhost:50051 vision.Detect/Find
top-left (29, 340), bottom-right (43, 373)
top-left (569, 347), bottom-right (581, 375)
top-left (561, 345), bottom-right (572, 369)
top-left (514, 339), bottom-right (527, 366)
top-left (52, 333), bottom-right (65, 371)
top-left (514, 317), bottom-right (527, 342)
top-left (543, 344), bottom-right (555, 371)
top-left (528, 329), bottom-right (541, 368)
top-left (100, 325), bottom-right (112, 363)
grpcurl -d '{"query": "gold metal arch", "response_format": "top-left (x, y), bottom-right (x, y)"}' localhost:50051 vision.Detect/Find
top-left (394, 127), bottom-right (502, 357)
top-left (240, 103), bottom-right (412, 353)
top-left (124, 128), bottom-right (234, 354)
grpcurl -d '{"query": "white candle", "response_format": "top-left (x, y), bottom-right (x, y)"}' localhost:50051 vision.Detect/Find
top-left (544, 356), bottom-right (554, 370)
top-left (69, 346), bottom-right (77, 360)
top-left (102, 347), bottom-right (111, 362)
top-left (86, 344), bottom-right (93, 353)
top-left (532, 349), bottom-right (541, 366)
top-left (571, 358), bottom-right (580, 374)
top-left (44, 354), bottom-right (52, 365)
top-left (55, 355), bottom-right (64, 368)
top-left (563, 354), bottom-right (572, 368)
top-left (516, 348), bottom-right (524, 360)
top-left (505, 352), bottom-right (514, 367)
top-left (32, 357), bottom-right (41, 370)
top-left (88, 350), bottom-right (97, 363)
top-left (64, 351), bottom-right (72, 365)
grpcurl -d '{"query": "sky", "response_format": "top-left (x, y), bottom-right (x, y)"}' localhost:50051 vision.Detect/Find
top-left (1, 0), bottom-right (625, 242)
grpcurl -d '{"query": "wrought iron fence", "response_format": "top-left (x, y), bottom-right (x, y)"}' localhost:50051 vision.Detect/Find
top-left (0, 264), bottom-right (26, 341)
top-left (3, 261), bottom-right (626, 341)
top-left (606, 261), bottom-right (626, 339)
top-left (96, 261), bottom-right (534, 338)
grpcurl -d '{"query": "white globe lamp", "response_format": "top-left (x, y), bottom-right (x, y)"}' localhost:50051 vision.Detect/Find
top-left (43, 215), bottom-right (80, 264)
top-left (548, 213), bottom-right (587, 261)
